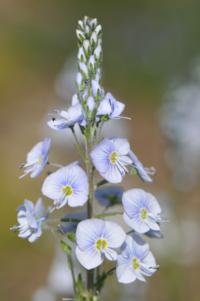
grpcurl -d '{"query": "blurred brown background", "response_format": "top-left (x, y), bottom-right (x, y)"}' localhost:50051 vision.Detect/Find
top-left (1, 1), bottom-right (200, 300)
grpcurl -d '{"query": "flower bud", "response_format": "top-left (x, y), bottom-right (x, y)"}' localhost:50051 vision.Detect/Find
top-left (76, 72), bottom-right (83, 86)
top-left (79, 62), bottom-right (88, 76)
top-left (72, 94), bottom-right (79, 106)
top-left (95, 24), bottom-right (102, 36)
top-left (78, 47), bottom-right (86, 62)
top-left (89, 55), bottom-right (96, 70)
top-left (90, 32), bottom-right (98, 45)
top-left (92, 79), bottom-right (102, 97)
top-left (94, 44), bottom-right (102, 60)
top-left (83, 40), bottom-right (90, 53)
top-left (76, 29), bottom-right (85, 41)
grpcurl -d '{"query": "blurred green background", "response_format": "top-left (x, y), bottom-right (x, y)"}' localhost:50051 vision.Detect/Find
top-left (1, 1), bottom-right (200, 300)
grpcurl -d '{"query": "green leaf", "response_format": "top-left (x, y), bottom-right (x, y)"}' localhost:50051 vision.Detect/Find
top-left (60, 240), bottom-right (72, 256)
top-left (67, 232), bottom-right (76, 243)
top-left (129, 166), bottom-right (137, 176)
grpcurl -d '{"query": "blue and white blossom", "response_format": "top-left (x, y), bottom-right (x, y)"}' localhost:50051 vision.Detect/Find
top-left (42, 163), bottom-right (88, 209)
top-left (91, 138), bottom-right (132, 183)
top-left (20, 138), bottom-right (51, 179)
top-left (122, 189), bottom-right (162, 234)
top-left (116, 235), bottom-right (158, 283)
top-left (48, 104), bottom-right (84, 130)
top-left (75, 219), bottom-right (126, 270)
top-left (14, 198), bottom-right (46, 243)
top-left (97, 92), bottom-right (125, 119)
top-left (95, 186), bottom-right (123, 207)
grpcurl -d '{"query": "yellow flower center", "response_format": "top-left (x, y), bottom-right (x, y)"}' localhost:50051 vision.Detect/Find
top-left (109, 151), bottom-right (119, 164)
top-left (62, 185), bottom-right (73, 197)
top-left (96, 239), bottom-right (108, 251)
top-left (140, 208), bottom-right (148, 220)
top-left (132, 257), bottom-right (140, 270)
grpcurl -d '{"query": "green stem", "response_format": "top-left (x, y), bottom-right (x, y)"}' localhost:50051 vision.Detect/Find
top-left (85, 133), bottom-right (95, 293)
top-left (67, 254), bottom-right (77, 294)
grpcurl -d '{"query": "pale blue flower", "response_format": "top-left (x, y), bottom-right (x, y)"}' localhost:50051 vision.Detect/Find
top-left (95, 186), bottom-right (123, 207)
top-left (129, 150), bottom-right (154, 183)
top-left (48, 104), bottom-right (83, 130)
top-left (75, 218), bottom-right (126, 270)
top-left (116, 234), bottom-right (158, 283)
top-left (91, 138), bottom-right (132, 183)
top-left (97, 92), bottom-right (125, 119)
top-left (14, 198), bottom-right (46, 243)
top-left (20, 138), bottom-right (51, 179)
top-left (122, 189), bottom-right (162, 234)
top-left (42, 163), bottom-right (88, 209)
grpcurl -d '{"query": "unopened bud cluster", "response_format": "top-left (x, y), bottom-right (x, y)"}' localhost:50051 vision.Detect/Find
top-left (76, 17), bottom-right (103, 122)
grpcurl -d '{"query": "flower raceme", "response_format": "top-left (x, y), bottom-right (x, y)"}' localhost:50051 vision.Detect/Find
top-left (42, 162), bottom-right (89, 209)
top-left (12, 16), bottom-right (164, 297)
top-left (91, 138), bottom-right (154, 184)
top-left (20, 138), bottom-right (51, 178)
top-left (116, 235), bottom-right (158, 283)
top-left (14, 198), bottom-right (46, 243)
top-left (75, 219), bottom-right (126, 270)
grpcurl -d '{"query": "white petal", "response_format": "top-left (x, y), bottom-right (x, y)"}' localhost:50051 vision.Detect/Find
top-left (76, 219), bottom-right (105, 250)
top-left (123, 213), bottom-right (149, 234)
top-left (116, 263), bottom-right (136, 284)
top-left (104, 221), bottom-right (126, 248)
top-left (75, 246), bottom-right (103, 270)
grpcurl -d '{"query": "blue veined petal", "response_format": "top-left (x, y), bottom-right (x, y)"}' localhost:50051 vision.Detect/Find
top-left (104, 248), bottom-right (117, 261)
top-left (123, 213), bottom-right (149, 234)
top-left (75, 246), bottom-right (103, 270)
top-left (116, 263), bottom-right (136, 284)
top-left (76, 219), bottom-right (105, 250)
top-left (104, 221), bottom-right (126, 248)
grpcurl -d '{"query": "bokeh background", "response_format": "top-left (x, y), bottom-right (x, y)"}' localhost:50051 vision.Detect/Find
top-left (1, 1), bottom-right (200, 300)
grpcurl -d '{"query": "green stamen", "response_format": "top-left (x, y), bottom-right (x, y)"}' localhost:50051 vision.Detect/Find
top-left (140, 208), bottom-right (148, 220)
top-left (96, 239), bottom-right (108, 251)
top-left (109, 151), bottom-right (119, 164)
top-left (132, 257), bottom-right (140, 270)
top-left (62, 185), bottom-right (73, 196)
